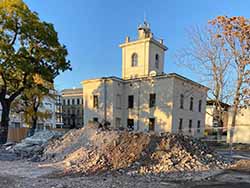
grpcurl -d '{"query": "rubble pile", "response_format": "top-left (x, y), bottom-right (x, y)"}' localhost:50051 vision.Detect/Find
top-left (137, 133), bottom-right (227, 174)
top-left (230, 159), bottom-right (250, 172)
top-left (11, 130), bottom-right (62, 159)
top-left (43, 123), bottom-right (228, 175)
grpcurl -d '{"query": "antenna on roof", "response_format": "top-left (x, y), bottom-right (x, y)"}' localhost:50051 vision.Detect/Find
top-left (144, 11), bottom-right (147, 23)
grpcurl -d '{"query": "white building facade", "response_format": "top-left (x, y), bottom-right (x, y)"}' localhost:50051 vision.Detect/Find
top-left (0, 90), bottom-right (62, 129)
top-left (82, 22), bottom-right (208, 137)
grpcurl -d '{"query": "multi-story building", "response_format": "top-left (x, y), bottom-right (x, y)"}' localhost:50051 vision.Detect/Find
top-left (81, 21), bottom-right (208, 137)
top-left (0, 90), bottom-right (62, 129)
top-left (61, 88), bottom-right (84, 129)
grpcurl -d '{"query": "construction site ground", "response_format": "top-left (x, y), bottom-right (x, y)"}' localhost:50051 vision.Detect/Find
top-left (0, 148), bottom-right (249, 188)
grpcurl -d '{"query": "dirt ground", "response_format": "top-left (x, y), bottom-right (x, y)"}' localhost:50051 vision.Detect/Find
top-left (0, 149), bottom-right (250, 188)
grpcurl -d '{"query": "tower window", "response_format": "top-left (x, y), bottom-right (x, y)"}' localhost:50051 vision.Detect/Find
top-left (131, 53), bottom-right (138, 67)
top-left (155, 54), bottom-right (159, 69)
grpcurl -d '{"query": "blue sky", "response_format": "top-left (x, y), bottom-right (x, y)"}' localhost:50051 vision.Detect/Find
top-left (24, 0), bottom-right (249, 91)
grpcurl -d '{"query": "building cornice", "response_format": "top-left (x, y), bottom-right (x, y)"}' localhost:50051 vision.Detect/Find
top-left (119, 37), bottom-right (167, 51)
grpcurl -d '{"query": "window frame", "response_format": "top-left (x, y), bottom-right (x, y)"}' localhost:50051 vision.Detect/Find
top-left (149, 118), bottom-right (155, 131)
top-left (93, 95), bottom-right (99, 109)
top-left (149, 93), bottom-right (156, 108)
top-left (127, 118), bottom-right (134, 130)
top-left (131, 53), bottom-right (138, 67)
top-left (180, 94), bottom-right (184, 109)
top-left (128, 95), bottom-right (134, 109)
top-left (197, 120), bottom-right (201, 133)
top-left (189, 119), bottom-right (192, 133)
top-left (198, 99), bottom-right (202, 112)
top-left (190, 97), bottom-right (193, 111)
top-left (155, 54), bottom-right (159, 69)
top-left (179, 118), bottom-right (183, 132)
top-left (116, 94), bottom-right (122, 109)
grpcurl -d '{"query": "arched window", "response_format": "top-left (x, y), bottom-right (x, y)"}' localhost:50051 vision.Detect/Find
top-left (131, 53), bottom-right (138, 67)
top-left (155, 54), bottom-right (159, 69)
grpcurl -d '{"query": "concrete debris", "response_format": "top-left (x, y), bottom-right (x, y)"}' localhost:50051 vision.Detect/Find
top-left (43, 122), bottom-right (230, 175)
top-left (230, 159), bottom-right (250, 172)
top-left (10, 130), bottom-right (63, 159)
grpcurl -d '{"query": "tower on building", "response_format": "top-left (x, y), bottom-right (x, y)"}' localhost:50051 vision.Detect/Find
top-left (119, 21), bottom-right (167, 79)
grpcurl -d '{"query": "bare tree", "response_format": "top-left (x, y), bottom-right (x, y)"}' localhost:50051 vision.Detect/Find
top-left (208, 16), bottom-right (250, 146)
top-left (176, 26), bottom-right (232, 130)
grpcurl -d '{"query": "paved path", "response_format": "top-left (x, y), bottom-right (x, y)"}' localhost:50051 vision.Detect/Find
top-left (217, 150), bottom-right (250, 160)
top-left (0, 149), bottom-right (19, 161)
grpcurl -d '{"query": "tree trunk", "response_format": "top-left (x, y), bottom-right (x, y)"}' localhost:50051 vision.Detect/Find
top-left (229, 76), bottom-right (242, 153)
top-left (29, 116), bottom-right (37, 137)
top-left (0, 101), bottom-right (11, 144)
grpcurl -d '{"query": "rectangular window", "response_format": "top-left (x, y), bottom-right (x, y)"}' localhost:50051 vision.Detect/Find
top-left (67, 99), bottom-right (70, 105)
top-left (180, 94), bottom-right (184, 109)
top-left (179, 118), bottom-right (183, 132)
top-left (116, 94), bottom-right (121, 109)
top-left (63, 99), bottom-right (66, 105)
top-left (93, 117), bottom-right (98, 122)
top-left (189, 119), bottom-right (192, 133)
top-left (198, 100), bottom-right (202, 112)
top-left (149, 118), bottom-right (155, 131)
top-left (72, 99), bottom-right (75, 105)
top-left (115, 117), bottom-right (121, 128)
top-left (149, 93), bottom-right (156, 108)
top-left (127, 119), bottom-right (134, 130)
top-left (93, 95), bottom-right (98, 108)
top-left (197, 120), bottom-right (201, 133)
top-left (128, 95), bottom-right (134, 109)
top-left (77, 98), bottom-right (80, 105)
top-left (190, 97), bottom-right (193, 111)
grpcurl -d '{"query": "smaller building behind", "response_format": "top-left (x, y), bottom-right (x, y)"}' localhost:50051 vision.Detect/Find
top-left (62, 88), bottom-right (84, 129)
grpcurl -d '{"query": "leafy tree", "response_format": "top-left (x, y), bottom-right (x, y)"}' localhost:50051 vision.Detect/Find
top-left (12, 77), bottom-right (54, 136)
top-left (0, 0), bottom-right (71, 143)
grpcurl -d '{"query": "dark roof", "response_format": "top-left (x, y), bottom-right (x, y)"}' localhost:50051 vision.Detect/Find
top-left (207, 100), bottom-right (231, 108)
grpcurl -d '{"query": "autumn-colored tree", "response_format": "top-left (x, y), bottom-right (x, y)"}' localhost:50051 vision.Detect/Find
top-left (0, 0), bottom-right (71, 143)
top-left (208, 16), bottom-right (250, 145)
top-left (12, 77), bottom-right (54, 136)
